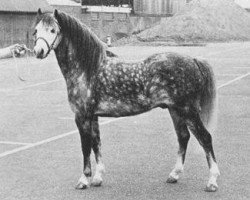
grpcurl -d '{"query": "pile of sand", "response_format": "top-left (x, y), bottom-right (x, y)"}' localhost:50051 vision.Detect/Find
top-left (137, 0), bottom-right (250, 43)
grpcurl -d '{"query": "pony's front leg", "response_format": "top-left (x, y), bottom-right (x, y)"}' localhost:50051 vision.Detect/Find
top-left (75, 114), bottom-right (92, 189)
top-left (91, 116), bottom-right (105, 187)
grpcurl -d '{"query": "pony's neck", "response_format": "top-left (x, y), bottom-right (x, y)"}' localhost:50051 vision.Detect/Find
top-left (54, 37), bottom-right (77, 78)
top-left (54, 13), bottom-right (106, 81)
top-left (54, 35), bottom-right (105, 83)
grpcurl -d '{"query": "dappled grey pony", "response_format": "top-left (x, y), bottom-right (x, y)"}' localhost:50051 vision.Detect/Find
top-left (33, 9), bottom-right (220, 192)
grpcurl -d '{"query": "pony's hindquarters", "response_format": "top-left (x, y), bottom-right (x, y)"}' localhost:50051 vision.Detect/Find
top-left (167, 56), bottom-right (220, 192)
top-left (190, 58), bottom-right (220, 191)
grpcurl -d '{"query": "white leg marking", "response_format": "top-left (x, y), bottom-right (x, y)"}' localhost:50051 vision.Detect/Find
top-left (92, 162), bottom-right (105, 187)
top-left (210, 161), bottom-right (220, 179)
top-left (75, 174), bottom-right (89, 189)
top-left (205, 158), bottom-right (220, 192)
top-left (167, 155), bottom-right (184, 182)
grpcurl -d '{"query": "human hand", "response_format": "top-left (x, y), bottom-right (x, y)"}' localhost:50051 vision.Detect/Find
top-left (10, 44), bottom-right (27, 57)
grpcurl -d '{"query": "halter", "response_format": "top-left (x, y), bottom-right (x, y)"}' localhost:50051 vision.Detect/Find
top-left (35, 33), bottom-right (60, 57)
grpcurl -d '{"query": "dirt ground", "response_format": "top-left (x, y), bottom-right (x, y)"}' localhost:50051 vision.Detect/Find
top-left (0, 42), bottom-right (250, 200)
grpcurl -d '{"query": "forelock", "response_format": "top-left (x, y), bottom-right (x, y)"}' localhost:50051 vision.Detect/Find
top-left (35, 13), bottom-right (60, 30)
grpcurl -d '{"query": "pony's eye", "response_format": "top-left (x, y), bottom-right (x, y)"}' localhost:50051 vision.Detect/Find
top-left (51, 29), bottom-right (56, 34)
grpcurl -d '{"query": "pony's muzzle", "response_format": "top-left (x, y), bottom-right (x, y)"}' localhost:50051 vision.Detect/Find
top-left (34, 37), bottom-right (50, 59)
top-left (34, 48), bottom-right (44, 59)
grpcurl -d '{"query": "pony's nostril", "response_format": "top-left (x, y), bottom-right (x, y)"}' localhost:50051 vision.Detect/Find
top-left (35, 49), bottom-right (44, 58)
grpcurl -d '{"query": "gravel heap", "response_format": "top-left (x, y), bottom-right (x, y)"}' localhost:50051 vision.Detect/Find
top-left (137, 0), bottom-right (250, 43)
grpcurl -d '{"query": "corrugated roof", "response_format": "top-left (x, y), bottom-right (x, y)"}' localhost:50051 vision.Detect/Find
top-left (0, 0), bottom-right (53, 13)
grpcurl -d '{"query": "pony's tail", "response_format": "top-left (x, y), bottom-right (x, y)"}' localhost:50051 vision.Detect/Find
top-left (194, 59), bottom-right (217, 131)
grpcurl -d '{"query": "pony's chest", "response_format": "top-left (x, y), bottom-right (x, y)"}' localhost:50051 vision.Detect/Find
top-left (66, 75), bottom-right (91, 113)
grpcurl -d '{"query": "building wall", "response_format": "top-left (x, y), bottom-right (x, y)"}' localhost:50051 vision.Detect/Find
top-left (0, 1), bottom-right (188, 49)
top-left (52, 5), bottom-right (83, 20)
top-left (54, 5), bottom-right (165, 42)
top-left (0, 4), bottom-right (169, 49)
top-left (55, 5), bottom-right (133, 40)
top-left (0, 13), bottom-right (36, 48)
top-left (134, 0), bottom-right (171, 15)
top-left (133, 0), bottom-right (187, 15)
top-left (172, 0), bottom-right (187, 14)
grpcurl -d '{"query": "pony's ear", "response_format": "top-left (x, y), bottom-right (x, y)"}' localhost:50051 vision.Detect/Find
top-left (38, 8), bottom-right (42, 15)
top-left (54, 9), bottom-right (59, 19)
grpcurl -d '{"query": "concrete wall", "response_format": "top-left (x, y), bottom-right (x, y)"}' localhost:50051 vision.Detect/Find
top-left (0, 13), bottom-right (35, 48)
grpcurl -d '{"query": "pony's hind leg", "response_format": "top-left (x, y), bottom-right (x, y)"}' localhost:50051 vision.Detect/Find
top-left (167, 108), bottom-right (190, 183)
top-left (75, 114), bottom-right (92, 189)
top-left (91, 116), bottom-right (105, 187)
top-left (185, 106), bottom-right (220, 192)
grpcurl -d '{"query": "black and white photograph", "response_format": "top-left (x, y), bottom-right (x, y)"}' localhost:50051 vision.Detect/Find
top-left (0, 0), bottom-right (249, 199)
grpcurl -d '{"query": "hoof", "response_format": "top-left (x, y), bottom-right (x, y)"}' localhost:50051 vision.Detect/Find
top-left (91, 163), bottom-right (105, 187)
top-left (91, 177), bottom-right (103, 187)
top-left (75, 174), bottom-right (89, 190)
top-left (166, 177), bottom-right (178, 184)
top-left (205, 184), bottom-right (218, 192)
top-left (75, 182), bottom-right (88, 190)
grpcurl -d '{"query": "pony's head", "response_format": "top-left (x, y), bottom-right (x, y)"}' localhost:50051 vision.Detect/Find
top-left (34, 9), bottom-right (106, 80)
top-left (33, 9), bottom-right (61, 59)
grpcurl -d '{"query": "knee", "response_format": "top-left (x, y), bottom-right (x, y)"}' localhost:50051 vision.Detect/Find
top-left (178, 130), bottom-right (190, 143)
top-left (203, 131), bottom-right (212, 144)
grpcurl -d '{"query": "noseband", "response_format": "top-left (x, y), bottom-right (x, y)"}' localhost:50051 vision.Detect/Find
top-left (35, 34), bottom-right (59, 57)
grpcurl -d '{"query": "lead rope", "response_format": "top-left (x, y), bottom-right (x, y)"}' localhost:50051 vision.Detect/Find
top-left (12, 45), bottom-right (34, 81)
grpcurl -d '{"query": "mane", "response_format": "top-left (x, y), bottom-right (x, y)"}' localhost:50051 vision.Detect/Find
top-left (37, 11), bottom-right (106, 81)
